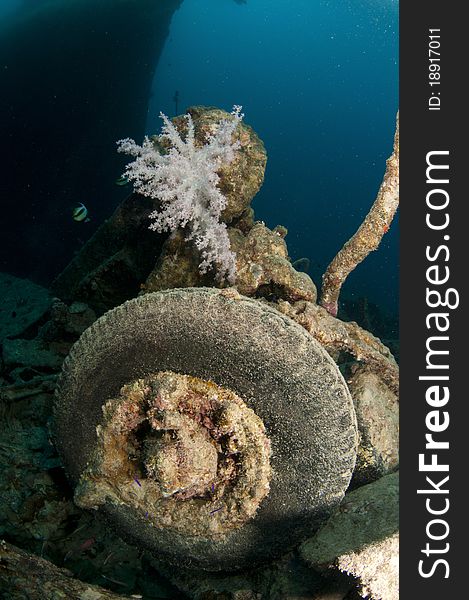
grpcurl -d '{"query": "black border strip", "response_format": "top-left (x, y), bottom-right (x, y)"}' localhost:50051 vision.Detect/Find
top-left (400, 3), bottom-right (465, 597)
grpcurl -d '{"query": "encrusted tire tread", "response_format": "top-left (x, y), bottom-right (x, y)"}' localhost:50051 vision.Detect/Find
top-left (54, 288), bottom-right (358, 571)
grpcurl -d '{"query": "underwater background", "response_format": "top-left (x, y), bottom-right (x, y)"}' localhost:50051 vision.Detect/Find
top-left (0, 0), bottom-right (398, 330)
top-left (0, 2), bottom-right (399, 597)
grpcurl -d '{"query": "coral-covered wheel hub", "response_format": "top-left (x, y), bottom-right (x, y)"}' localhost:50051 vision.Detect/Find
top-left (75, 371), bottom-right (272, 537)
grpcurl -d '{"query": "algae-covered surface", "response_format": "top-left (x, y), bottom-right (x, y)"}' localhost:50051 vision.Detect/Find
top-left (1, 2), bottom-right (398, 595)
top-left (0, 275), bottom-right (182, 598)
top-left (0, 272), bottom-right (398, 598)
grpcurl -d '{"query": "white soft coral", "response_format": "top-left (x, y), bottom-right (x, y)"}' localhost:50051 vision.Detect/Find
top-left (117, 106), bottom-right (244, 284)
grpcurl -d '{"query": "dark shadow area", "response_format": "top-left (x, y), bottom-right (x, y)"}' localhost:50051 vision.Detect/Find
top-left (0, 0), bottom-right (182, 284)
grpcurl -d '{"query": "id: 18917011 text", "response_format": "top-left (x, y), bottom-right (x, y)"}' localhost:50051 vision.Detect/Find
top-left (428, 29), bottom-right (441, 111)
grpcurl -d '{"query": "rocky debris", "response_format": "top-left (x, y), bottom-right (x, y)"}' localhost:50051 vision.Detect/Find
top-left (0, 375), bottom-right (57, 401)
top-left (347, 366), bottom-right (399, 485)
top-left (51, 193), bottom-right (166, 313)
top-left (154, 549), bottom-right (352, 600)
top-left (167, 106), bottom-right (267, 224)
top-left (338, 534), bottom-right (399, 600)
top-left (232, 206), bottom-right (256, 234)
top-left (0, 299), bottom-right (94, 386)
top-left (0, 298), bottom-right (97, 393)
top-left (0, 282), bottom-right (398, 598)
top-left (0, 272), bottom-right (52, 341)
top-left (51, 106), bottom-right (267, 314)
top-left (300, 472), bottom-right (399, 600)
top-left (9, 366), bottom-right (50, 385)
top-left (144, 222), bottom-right (317, 305)
top-left (141, 213), bottom-right (396, 407)
top-left (0, 540), bottom-right (136, 599)
top-left (0, 384), bottom-right (183, 598)
top-left (274, 300), bottom-right (399, 396)
top-left (154, 561), bottom-right (256, 600)
top-left (54, 288), bottom-right (357, 571)
top-left (1, 102), bottom-right (400, 597)
top-left (74, 372), bottom-right (272, 540)
top-left (39, 298), bottom-right (97, 339)
top-left (3, 338), bottom-right (64, 370)
top-left (141, 225), bottom-right (398, 493)
top-left (0, 370), bottom-right (352, 600)
top-left (143, 229), bottom-right (214, 292)
top-left (141, 218), bottom-right (398, 442)
top-left (291, 257), bottom-right (311, 273)
top-left (339, 298), bottom-right (399, 352)
top-left (231, 223), bottom-right (317, 303)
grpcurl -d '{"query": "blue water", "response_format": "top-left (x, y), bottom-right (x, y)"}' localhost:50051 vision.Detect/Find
top-left (0, 0), bottom-right (20, 20)
top-left (148, 0), bottom-right (399, 315)
top-left (0, 0), bottom-right (398, 321)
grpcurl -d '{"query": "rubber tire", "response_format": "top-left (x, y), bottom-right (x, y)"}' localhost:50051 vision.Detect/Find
top-left (54, 288), bottom-right (357, 571)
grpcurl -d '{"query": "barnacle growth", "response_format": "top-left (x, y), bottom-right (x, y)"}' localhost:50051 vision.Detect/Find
top-left (54, 288), bottom-right (358, 570)
top-left (75, 371), bottom-right (271, 537)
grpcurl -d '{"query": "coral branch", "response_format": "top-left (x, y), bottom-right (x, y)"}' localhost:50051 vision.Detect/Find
top-left (319, 113), bottom-right (399, 316)
top-left (117, 106), bottom-right (243, 284)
